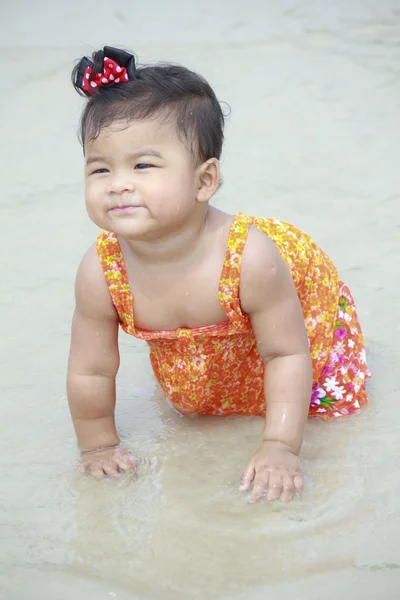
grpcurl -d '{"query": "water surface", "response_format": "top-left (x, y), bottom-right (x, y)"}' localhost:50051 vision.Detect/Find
top-left (1, 1), bottom-right (400, 598)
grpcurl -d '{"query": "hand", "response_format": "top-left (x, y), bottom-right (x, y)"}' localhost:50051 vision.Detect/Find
top-left (79, 445), bottom-right (137, 480)
top-left (240, 441), bottom-right (303, 503)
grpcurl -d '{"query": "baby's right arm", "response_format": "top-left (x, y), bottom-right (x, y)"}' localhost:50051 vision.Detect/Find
top-left (67, 244), bottom-right (135, 478)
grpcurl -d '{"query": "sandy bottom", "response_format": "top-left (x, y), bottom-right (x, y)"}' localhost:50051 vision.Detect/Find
top-left (1, 1), bottom-right (400, 598)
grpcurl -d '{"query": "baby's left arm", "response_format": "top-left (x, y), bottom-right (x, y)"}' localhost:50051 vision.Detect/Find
top-left (239, 227), bottom-right (312, 502)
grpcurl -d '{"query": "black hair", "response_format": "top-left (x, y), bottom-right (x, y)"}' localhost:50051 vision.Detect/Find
top-left (71, 48), bottom-right (226, 164)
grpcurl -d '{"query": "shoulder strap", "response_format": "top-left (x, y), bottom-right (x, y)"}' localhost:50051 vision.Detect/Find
top-left (96, 231), bottom-right (134, 332)
top-left (218, 213), bottom-right (254, 327)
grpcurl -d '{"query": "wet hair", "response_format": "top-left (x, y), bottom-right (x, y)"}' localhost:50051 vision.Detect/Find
top-left (71, 48), bottom-right (226, 164)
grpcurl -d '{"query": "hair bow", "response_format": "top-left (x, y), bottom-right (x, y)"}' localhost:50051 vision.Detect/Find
top-left (76, 46), bottom-right (136, 95)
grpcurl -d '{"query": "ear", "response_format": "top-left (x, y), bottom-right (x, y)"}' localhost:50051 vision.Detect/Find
top-left (195, 158), bottom-right (220, 203)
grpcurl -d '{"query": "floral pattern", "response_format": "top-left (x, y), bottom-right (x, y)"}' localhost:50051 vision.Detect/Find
top-left (96, 213), bottom-right (370, 419)
top-left (308, 285), bottom-right (370, 417)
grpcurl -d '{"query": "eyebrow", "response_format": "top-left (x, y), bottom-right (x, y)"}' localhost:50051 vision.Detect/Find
top-left (85, 149), bottom-right (163, 166)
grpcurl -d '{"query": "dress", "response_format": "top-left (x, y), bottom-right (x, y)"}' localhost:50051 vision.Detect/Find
top-left (96, 213), bottom-right (370, 419)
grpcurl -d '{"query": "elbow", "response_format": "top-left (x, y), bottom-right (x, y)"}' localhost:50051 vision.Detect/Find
top-left (261, 349), bottom-right (311, 365)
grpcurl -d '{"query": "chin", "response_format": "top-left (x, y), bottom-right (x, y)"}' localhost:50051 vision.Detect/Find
top-left (108, 219), bottom-right (155, 240)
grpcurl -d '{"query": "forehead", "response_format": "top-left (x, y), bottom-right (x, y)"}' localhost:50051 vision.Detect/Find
top-left (85, 118), bottom-right (184, 155)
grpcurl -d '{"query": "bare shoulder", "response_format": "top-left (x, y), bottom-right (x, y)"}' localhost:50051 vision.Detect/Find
top-left (241, 225), bottom-right (289, 286)
top-left (75, 243), bottom-right (118, 321)
top-left (240, 225), bottom-right (297, 313)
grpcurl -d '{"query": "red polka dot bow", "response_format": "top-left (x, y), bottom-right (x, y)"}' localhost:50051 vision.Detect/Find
top-left (74, 46), bottom-right (136, 96)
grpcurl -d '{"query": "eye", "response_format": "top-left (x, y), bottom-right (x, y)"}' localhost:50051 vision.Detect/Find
top-left (135, 163), bottom-right (152, 170)
top-left (91, 168), bottom-right (109, 175)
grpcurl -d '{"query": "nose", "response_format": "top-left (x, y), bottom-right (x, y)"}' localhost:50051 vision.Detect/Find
top-left (107, 169), bottom-right (135, 195)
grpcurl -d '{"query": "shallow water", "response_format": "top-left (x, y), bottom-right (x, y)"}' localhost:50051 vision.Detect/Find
top-left (1, 1), bottom-right (400, 598)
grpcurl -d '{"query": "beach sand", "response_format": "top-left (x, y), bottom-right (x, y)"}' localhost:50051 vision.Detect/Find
top-left (1, 1), bottom-right (400, 598)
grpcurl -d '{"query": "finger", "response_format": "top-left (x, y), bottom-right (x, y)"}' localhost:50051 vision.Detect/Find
top-left (115, 451), bottom-right (137, 471)
top-left (267, 471), bottom-right (283, 501)
top-left (239, 461), bottom-right (256, 491)
top-left (280, 473), bottom-right (295, 503)
top-left (116, 457), bottom-right (135, 472)
top-left (116, 448), bottom-right (135, 459)
top-left (79, 462), bottom-right (89, 475)
top-left (248, 468), bottom-right (269, 503)
top-left (294, 474), bottom-right (304, 497)
top-left (102, 461), bottom-right (120, 478)
top-left (91, 465), bottom-right (106, 481)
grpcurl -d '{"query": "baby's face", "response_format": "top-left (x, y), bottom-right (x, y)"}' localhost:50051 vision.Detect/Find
top-left (84, 118), bottom-right (201, 240)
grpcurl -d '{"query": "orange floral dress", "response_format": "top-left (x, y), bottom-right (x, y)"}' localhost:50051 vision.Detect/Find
top-left (96, 213), bottom-right (370, 420)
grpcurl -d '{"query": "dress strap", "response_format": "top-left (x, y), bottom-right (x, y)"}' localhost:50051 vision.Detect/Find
top-left (218, 213), bottom-right (254, 328)
top-left (96, 231), bottom-right (134, 332)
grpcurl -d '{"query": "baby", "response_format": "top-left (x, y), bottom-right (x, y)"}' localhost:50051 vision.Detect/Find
top-left (67, 46), bottom-right (370, 503)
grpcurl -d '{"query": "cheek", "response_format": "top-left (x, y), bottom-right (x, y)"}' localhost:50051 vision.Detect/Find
top-left (149, 175), bottom-right (195, 210)
top-left (151, 192), bottom-right (190, 219)
top-left (85, 179), bottom-right (100, 202)
top-left (85, 181), bottom-right (104, 220)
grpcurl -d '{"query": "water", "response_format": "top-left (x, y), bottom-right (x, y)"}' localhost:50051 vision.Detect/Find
top-left (1, 1), bottom-right (400, 598)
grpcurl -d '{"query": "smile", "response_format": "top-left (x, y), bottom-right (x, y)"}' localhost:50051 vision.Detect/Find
top-left (109, 206), bottom-right (143, 214)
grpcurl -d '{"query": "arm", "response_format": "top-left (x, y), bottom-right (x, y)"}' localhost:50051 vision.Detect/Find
top-left (67, 244), bottom-right (134, 477)
top-left (239, 227), bottom-right (312, 501)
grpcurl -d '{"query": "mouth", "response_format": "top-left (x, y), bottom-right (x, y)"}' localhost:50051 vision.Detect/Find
top-left (109, 205), bottom-right (143, 215)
